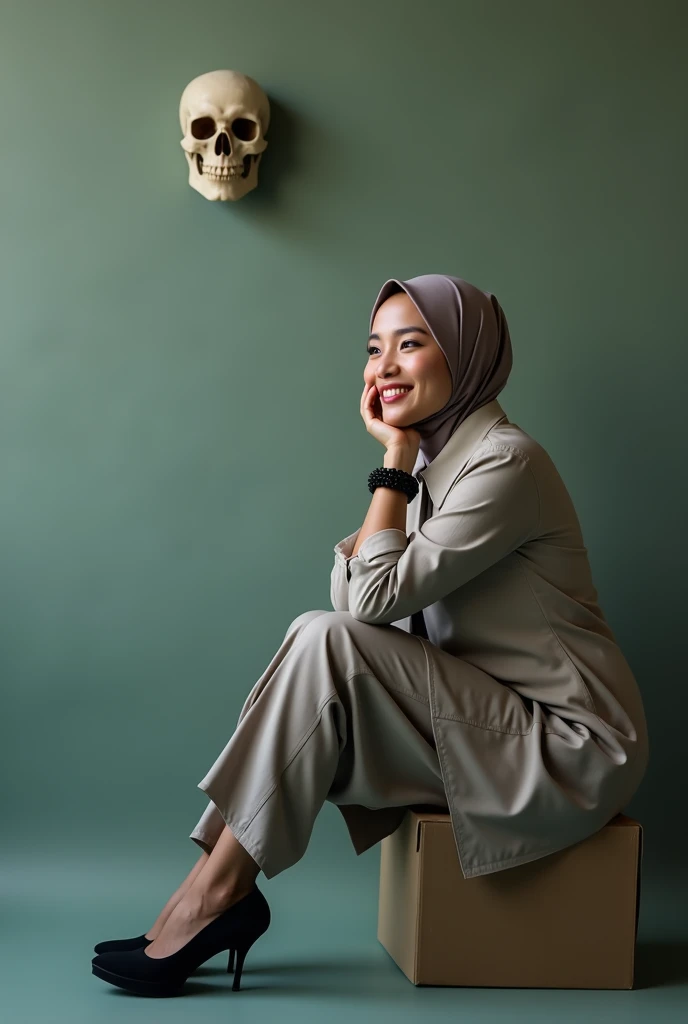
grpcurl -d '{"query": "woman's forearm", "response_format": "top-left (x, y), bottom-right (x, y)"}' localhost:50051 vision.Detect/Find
top-left (351, 446), bottom-right (417, 557)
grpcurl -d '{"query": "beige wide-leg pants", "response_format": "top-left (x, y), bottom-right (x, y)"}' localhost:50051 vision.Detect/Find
top-left (189, 609), bottom-right (449, 878)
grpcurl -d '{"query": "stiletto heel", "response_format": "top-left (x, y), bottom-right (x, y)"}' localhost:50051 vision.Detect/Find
top-left (232, 946), bottom-right (250, 991)
top-left (91, 884), bottom-right (271, 997)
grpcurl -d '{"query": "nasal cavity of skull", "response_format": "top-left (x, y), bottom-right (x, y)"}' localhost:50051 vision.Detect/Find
top-left (215, 132), bottom-right (231, 156)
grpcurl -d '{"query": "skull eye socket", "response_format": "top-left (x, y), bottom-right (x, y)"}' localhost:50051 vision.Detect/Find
top-left (231, 118), bottom-right (259, 141)
top-left (191, 117), bottom-right (216, 140)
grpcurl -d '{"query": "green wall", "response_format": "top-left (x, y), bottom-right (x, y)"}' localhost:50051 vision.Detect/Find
top-left (2, 0), bottom-right (685, 874)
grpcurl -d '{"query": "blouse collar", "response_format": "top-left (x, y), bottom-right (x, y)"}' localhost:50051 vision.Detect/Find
top-left (413, 398), bottom-right (509, 508)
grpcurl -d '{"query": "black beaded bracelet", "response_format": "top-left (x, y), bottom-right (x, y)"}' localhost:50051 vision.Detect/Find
top-left (368, 466), bottom-right (419, 503)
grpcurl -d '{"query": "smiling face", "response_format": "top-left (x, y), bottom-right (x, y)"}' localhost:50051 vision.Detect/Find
top-left (365, 291), bottom-right (453, 426)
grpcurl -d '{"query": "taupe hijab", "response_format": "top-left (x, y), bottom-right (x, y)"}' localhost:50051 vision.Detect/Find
top-left (369, 274), bottom-right (513, 471)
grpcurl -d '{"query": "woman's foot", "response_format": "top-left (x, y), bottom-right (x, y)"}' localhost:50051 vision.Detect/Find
top-left (91, 885), bottom-right (271, 996)
top-left (144, 822), bottom-right (261, 956)
top-left (144, 882), bottom-right (255, 959)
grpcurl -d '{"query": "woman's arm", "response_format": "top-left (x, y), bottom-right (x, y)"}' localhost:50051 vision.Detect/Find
top-left (331, 383), bottom-right (419, 611)
top-left (346, 442), bottom-right (540, 625)
top-left (330, 447), bottom-right (415, 611)
top-left (351, 445), bottom-right (416, 556)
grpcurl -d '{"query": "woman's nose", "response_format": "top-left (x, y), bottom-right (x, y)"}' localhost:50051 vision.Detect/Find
top-left (378, 358), bottom-right (400, 377)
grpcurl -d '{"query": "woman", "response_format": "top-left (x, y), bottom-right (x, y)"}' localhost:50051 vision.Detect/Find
top-left (91, 274), bottom-right (649, 997)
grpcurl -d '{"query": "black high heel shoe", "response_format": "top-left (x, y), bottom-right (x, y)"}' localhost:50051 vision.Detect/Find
top-left (91, 883), bottom-right (270, 996)
top-left (94, 933), bottom-right (152, 955)
top-left (94, 934), bottom-right (237, 974)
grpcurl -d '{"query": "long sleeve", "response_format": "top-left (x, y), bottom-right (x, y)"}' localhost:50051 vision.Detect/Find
top-left (341, 442), bottom-right (540, 626)
top-left (330, 527), bottom-right (362, 611)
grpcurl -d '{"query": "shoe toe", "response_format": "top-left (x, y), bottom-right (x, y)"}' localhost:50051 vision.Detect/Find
top-left (92, 947), bottom-right (149, 985)
top-left (93, 934), bottom-right (149, 954)
top-left (92, 949), bottom-right (124, 971)
top-left (92, 947), bottom-right (182, 996)
top-left (92, 947), bottom-right (139, 975)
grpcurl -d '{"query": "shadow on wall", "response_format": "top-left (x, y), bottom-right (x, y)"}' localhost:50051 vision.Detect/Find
top-left (219, 93), bottom-right (318, 234)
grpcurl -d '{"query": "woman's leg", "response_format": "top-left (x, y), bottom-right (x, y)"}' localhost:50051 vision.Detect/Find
top-left (188, 609), bottom-right (445, 880)
top-left (145, 608), bottom-right (444, 959)
top-left (145, 826), bottom-right (260, 958)
top-left (144, 849), bottom-right (209, 940)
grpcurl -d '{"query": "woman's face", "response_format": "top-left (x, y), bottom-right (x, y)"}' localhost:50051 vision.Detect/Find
top-left (364, 291), bottom-right (452, 427)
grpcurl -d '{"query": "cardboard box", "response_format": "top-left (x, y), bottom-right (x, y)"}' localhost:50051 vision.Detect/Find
top-left (378, 809), bottom-right (642, 989)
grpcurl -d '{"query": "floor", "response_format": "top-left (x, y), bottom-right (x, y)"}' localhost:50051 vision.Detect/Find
top-left (3, 830), bottom-right (686, 1024)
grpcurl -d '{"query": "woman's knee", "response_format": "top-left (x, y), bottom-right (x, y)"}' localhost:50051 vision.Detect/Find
top-left (286, 608), bottom-right (332, 636)
top-left (285, 610), bottom-right (361, 646)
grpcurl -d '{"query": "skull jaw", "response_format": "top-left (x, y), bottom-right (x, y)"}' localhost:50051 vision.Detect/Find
top-left (187, 157), bottom-right (260, 202)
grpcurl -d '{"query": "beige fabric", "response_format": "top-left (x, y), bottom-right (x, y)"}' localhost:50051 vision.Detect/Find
top-left (330, 397), bottom-right (649, 878)
top-left (189, 609), bottom-right (450, 877)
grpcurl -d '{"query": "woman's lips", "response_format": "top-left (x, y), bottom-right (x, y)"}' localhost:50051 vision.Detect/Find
top-left (380, 387), bottom-right (413, 403)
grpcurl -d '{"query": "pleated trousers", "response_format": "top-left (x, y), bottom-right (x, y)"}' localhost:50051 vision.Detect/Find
top-left (189, 609), bottom-right (449, 878)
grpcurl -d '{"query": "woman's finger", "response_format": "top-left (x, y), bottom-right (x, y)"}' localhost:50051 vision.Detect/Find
top-left (365, 385), bottom-right (376, 423)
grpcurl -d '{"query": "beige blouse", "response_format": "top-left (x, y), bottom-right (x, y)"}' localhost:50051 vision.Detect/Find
top-left (329, 398), bottom-right (649, 878)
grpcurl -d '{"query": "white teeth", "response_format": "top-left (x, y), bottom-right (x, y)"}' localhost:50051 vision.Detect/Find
top-left (382, 387), bottom-right (412, 397)
top-left (202, 165), bottom-right (244, 178)
top-left (204, 169), bottom-right (241, 178)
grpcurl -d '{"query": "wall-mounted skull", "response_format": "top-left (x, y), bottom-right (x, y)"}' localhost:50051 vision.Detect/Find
top-left (179, 70), bottom-right (270, 201)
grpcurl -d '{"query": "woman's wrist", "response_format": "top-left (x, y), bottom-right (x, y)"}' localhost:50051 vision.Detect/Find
top-left (383, 446), bottom-right (417, 475)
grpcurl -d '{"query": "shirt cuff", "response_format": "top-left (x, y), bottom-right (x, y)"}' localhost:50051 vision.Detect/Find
top-left (355, 528), bottom-right (408, 563)
top-left (334, 529), bottom-right (362, 570)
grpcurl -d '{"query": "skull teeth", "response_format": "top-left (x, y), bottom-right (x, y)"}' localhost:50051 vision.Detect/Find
top-left (196, 153), bottom-right (256, 180)
top-left (205, 168), bottom-right (243, 178)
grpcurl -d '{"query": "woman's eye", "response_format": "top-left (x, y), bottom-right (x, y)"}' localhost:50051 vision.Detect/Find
top-left (366, 340), bottom-right (419, 355)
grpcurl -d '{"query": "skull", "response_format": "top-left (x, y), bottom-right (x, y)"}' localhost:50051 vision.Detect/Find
top-left (179, 70), bottom-right (270, 201)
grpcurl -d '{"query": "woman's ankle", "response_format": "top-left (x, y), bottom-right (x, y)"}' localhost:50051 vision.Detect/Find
top-left (144, 887), bottom-right (186, 938)
top-left (144, 851), bottom-right (211, 939)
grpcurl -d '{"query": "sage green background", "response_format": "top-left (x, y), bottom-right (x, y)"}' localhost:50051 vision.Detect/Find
top-left (2, 0), bottom-right (687, 1020)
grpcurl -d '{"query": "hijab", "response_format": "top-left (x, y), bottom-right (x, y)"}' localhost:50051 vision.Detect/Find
top-left (369, 274), bottom-right (513, 472)
top-left (369, 273), bottom-right (513, 638)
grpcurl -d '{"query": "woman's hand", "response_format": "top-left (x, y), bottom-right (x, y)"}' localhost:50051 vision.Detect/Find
top-left (360, 382), bottom-right (421, 458)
